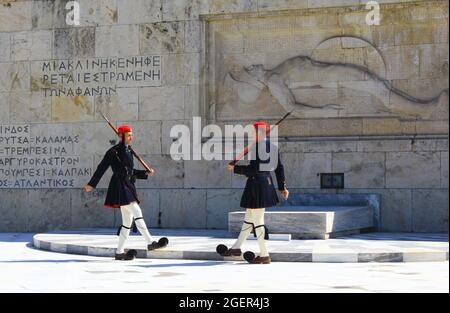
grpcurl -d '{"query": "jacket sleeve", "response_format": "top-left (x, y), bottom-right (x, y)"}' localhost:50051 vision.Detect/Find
top-left (133, 169), bottom-right (148, 180)
top-left (87, 151), bottom-right (111, 188)
top-left (233, 162), bottom-right (258, 177)
top-left (274, 151), bottom-right (287, 191)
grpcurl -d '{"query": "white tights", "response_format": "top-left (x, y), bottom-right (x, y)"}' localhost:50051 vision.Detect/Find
top-left (116, 202), bottom-right (154, 254)
top-left (231, 208), bottom-right (269, 257)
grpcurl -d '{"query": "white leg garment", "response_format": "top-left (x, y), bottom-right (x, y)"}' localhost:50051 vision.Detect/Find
top-left (231, 209), bottom-right (255, 250)
top-left (116, 205), bottom-right (133, 254)
top-left (116, 202), bottom-right (154, 254)
top-left (253, 208), bottom-right (269, 257)
top-left (127, 202), bottom-right (154, 245)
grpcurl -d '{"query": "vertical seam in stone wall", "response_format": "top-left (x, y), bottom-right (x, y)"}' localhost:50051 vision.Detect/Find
top-left (440, 151), bottom-right (442, 188)
top-left (384, 152), bottom-right (387, 189)
top-left (160, 121), bottom-right (163, 155)
top-left (410, 188), bottom-right (414, 232)
top-left (69, 188), bottom-right (73, 228)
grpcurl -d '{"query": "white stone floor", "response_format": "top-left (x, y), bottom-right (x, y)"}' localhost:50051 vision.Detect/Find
top-left (1, 233), bottom-right (448, 293)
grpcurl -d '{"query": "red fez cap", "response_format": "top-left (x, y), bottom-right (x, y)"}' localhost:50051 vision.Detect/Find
top-left (118, 125), bottom-right (132, 134)
top-left (253, 121), bottom-right (270, 132)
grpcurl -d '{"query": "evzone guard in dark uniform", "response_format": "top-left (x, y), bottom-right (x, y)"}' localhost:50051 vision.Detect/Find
top-left (217, 122), bottom-right (289, 264)
top-left (84, 125), bottom-right (168, 261)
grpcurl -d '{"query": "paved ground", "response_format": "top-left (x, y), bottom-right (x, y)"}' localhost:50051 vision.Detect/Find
top-left (33, 229), bottom-right (449, 263)
top-left (1, 233), bottom-right (448, 293)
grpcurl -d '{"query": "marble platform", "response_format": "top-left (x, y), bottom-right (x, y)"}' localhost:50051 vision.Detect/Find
top-left (32, 229), bottom-right (449, 263)
top-left (229, 193), bottom-right (380, 239)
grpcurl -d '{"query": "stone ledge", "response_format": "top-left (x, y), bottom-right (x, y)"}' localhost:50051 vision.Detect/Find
top-left (32, 229), bottom-right (449, 263)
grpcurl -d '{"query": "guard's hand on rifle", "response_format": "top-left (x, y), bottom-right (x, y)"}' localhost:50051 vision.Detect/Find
top-left (146, 168), bottom-right (155, 176)
top-left (84, 184), bottom-right (94, 193)
top-left (281, 189), bottom-right (289, 200)
top-left (227, 164), bottom-right (234, 172)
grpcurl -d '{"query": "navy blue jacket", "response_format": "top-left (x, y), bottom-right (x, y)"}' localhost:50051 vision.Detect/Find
top-left (88, 143), bottom-right (148, 208)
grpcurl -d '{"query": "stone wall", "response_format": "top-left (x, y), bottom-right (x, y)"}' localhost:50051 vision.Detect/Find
top-left (0, 0), bottom-right (448, 233)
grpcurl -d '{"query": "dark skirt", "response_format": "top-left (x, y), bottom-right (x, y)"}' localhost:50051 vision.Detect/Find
top-left (240, 174), bottom-right (279, 209)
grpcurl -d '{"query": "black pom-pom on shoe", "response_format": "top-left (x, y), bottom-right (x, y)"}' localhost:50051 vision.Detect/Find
top-left (243, 251), bottom-right (256, 263)
top-left (158, 237), bottom-right (169, 247)
top-left (216, 244), bottom-right (228, 256)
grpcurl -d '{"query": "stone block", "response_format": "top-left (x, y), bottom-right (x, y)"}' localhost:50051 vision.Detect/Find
top-left (0, 33), bottom-right (10, 61)
top-left (114, 120), bottom-right (162, 155)
top-left (117, 0), bottom-right (161, 24)
top-left (140, 22), bottom-right (185, 54)
top-left (53, 27), bottom-right (95, 59)
top-left (416, 120), bottom-right (449, 134)
top-left (72, 122), bottom-right (116, 156)
top-left (163, 53), bottom-right (200, 86)
top-left (332, 152), bottom-right (385, 188)
top-left (412, 189), bottom-right (449, 232)
top-left (95, 25), bottom-right (139, 57)
top-left (369, 46), bottom-right (420, 81)
top-left (419, 44), bottom-right (449, 79)
top-left (132, 189), bottom-right (160, 228)
top-left (52, 95), bottom-right (95, 122)
top-left (357, 139), bottom-right (411, 152)
top-left (77, 0), bottom-right (118, 26)
top-left (27, 189), bottom-right (71, 232)
top-left (437, 139), bottom-right (449, 151)
top-left (139, 86), bottom-right (185, 121)
top-left (0, 62), bottom-right (30, 92)
top-left (134, 155), bottom-right (184, 188)
top-left (257, 0), bottom-right (308, 11)
top-left (160, 189), bottom-right (207, 228)
top-left (184, 159), bottom-right (232, 188)
top-left (203, 0), bottom-right (258, 15)
top-left (0, 92), bottom-right (9, 123)
top-left (411, 139), bottom-right (439, 152)
top-left (442, 152), bottom-right (449, 188)
top-left (95, 88), bottom-right (139, 122)
top-left (184, 84), bottom-right (200, 118)
top-left (0, 1), bottom-right (32, 32)
top-left (309, 0), bottom-right (360, 8)
top-left (309, 119), bottom-right (363, 137)
top-left (51, 0), bottom-right (116, 28)
top-left (9, 91), bottom-right (52, 123)
top-left (162, 0), bottom-right (201, 21)
top-left (11, 30), bottom-right (52, 61)
top-left (394, 23), bottom-right (437, 46)
top-left (206, 189), bottom-right (242, 229)
top-left (276, 119), bottom-right (310, 137)
top-left (379, 189), bottom-right (412, 232)
top-left (363, 118), bottom-right (415, 135)
top-left (280, 140), bottom-right (358, 154)
top-left (386, 151), bottom-right (441, 188)
top-left (70, 189), bottom-right (115, 228)
top-left (0, 190), bottom-right (28, 232)
top-left (31, 0), bottom-right (54, 30)
top-left (283, 152), bottom-right (332, 188)
top-left (185, 20), bottom-right (201, 53)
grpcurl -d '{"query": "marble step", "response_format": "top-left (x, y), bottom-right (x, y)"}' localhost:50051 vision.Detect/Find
top-left (229, 206), bottom-right (375, 239)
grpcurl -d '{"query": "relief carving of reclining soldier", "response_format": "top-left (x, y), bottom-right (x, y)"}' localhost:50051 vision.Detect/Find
top-left (220, 36), bottom-right (449, 120)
